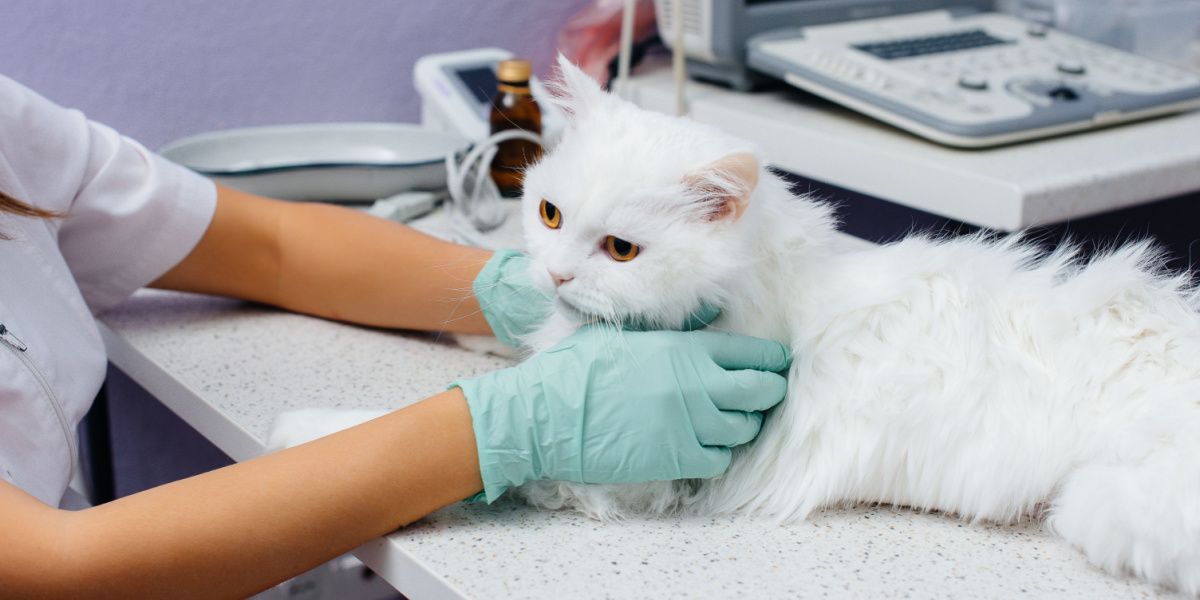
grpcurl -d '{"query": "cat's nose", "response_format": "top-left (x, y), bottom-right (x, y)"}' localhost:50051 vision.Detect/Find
top-left (550, 272), bottom-right (574, 287)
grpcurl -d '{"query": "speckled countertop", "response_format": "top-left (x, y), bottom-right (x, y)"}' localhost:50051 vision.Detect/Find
top-left (99, 289), bottom-right (1179, 600)
top-left (98, 214), bottom-right (1177, 598)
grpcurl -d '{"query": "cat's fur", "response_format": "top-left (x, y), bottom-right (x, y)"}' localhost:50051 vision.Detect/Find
top-left (268, 57), bottom-right (1200, 593)
top-left (512, 56), bottom-right (1200, 593)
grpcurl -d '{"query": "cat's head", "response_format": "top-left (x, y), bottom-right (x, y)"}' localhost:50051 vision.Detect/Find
top-left (520, 56), bottom-right (764, 329)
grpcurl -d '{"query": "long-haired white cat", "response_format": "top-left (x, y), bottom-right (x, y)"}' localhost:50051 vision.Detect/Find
top-left (272, 57), bottom-right (1200, 593)
top-left (513, 56), bottom-right (1200, 593)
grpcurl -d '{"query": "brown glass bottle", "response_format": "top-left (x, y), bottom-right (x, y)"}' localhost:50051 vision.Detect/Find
top-left (489, 59), bottom-right (543, 198)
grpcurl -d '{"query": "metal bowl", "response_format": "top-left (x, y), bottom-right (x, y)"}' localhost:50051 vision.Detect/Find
top-left (158, 123), bottom-right (469, 201)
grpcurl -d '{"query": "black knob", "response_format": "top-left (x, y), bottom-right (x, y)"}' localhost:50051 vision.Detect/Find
top-left (1047, 86), bottom-right (1079, 101)
top-left (1057, 60), bottom-right (1086, 75)
top-left (958, 74), bottom-right (989, 91)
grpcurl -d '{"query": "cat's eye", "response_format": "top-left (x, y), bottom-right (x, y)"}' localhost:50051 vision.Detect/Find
top-left (604, 235), bottom-right (640, 262)
top-left (539, 199), bottom-right (561, 229)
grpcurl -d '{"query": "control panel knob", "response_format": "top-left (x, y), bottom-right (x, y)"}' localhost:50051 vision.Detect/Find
top-left (958, 73), bottom-right (989, 91)
top-left (1057, 60), bottom-right (1086, 75)
top-left (1048, 86), bottom-right (1080, 101)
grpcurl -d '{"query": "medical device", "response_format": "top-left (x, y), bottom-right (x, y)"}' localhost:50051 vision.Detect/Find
top-left (653, 1), bottom-right (1200, 147)
top-left (415, 48), bottom-right (564, 143)
top-left (441, 128), bottom-right (540, 246)
top-left (415, 49), bottom-right (569, 246)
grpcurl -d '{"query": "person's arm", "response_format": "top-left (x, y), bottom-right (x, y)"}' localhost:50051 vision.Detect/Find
top-left (152, 184), bottom-right (496, 335)
top-left (0, 327), bottom-right (790, 598)
top-left (0, 389), bottom-right (480, 599)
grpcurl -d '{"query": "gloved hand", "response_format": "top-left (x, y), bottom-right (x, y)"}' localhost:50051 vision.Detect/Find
top-left (454, 327), bottom-right (792, 502)
top-left (474, 250), bottom-right (721, 347)
top-left (473, 250), bottom-right (553, 348)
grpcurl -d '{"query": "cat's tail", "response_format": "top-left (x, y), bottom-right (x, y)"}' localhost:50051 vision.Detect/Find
top-left (1045, 402), bottom-right (1200, 595)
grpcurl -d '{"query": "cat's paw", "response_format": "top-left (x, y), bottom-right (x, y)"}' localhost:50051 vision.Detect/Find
top-left (451, 333), bottom-right (521, 359)
top-left (266, 408), bottom-right (388, 452)
top-left (513, 481), bottom-right (630, 521)
top-left (514, 480), bottom-right (688, 521)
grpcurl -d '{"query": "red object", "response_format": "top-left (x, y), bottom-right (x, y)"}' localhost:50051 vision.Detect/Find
top-left (557, 0), bottom-right (659, 86)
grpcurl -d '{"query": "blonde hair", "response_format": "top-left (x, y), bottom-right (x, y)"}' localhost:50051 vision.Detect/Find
top-left (0, 190), bottom-right (60, 239)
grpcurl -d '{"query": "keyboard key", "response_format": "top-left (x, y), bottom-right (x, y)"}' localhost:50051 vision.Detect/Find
top-left (854, 29), bottom-right (1013, 60)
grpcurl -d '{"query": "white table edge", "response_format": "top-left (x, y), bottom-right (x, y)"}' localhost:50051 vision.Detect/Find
top-left (98, 320), bottom-right (472, 600)
top-left (626, 66), bottom-right (1200, 232)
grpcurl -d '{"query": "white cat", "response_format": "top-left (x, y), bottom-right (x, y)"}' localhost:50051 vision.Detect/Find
top-left (271, 57), bottom-right (1200, 593)
top-left (510, 57), bottom-right (1200, 594)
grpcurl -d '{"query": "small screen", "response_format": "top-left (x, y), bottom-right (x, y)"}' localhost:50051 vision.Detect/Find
top-left (455, 66), bottom-right (498, 105)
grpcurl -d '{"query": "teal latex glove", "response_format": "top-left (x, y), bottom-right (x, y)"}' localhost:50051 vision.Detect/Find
top-left (474, 250), bottom-right (722, 347)
top-left (453, 327), bottom-right (792, 503)
top-left (473, 250), bottom-right (552, 348)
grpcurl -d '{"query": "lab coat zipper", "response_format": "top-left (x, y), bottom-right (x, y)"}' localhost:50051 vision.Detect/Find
top-left (0, 322), bottom-right (78, 483)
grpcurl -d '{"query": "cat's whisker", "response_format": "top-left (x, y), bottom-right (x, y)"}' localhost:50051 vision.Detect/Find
top-left (602, 315), bottom-right (636, 365)
top-left (438, 286), bottom-right (524, 327)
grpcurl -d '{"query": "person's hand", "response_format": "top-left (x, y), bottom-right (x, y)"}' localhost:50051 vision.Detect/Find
top-left (474, 250), bottom-right (722, 347)
top-left (454, 327), bottom-right (792, 502)
top-left (472, 250), bottom-right (553, 348)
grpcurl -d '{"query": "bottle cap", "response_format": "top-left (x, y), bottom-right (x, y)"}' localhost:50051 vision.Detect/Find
top-left (497, 59), bottom-right (532, 84)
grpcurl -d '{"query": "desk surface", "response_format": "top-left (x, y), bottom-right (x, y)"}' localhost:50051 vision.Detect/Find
top-left (626, 66), bottom-right (1200, 231)
top-left (98, 226), bottom-right (1175, 599)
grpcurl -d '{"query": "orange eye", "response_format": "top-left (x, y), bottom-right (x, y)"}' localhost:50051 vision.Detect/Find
top-left (604, 235), bottom-right (640, 262)
top-left (539, 199), bottom-right (561, 229)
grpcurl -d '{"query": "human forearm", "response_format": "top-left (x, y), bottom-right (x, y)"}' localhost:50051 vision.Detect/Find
top-left (1, 389), bottom-right (480, 599)
top-left (270, 199), bottom-right (494, 332)
top-left (154, 185), bottom-right (495, 334)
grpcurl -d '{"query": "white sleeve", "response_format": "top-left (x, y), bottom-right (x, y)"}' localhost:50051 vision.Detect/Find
top-left (0, 73), bottom-right (217, 314)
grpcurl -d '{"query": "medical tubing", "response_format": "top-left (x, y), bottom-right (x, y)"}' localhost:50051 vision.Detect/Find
top-left (671, 0), bottom-right (687, 116)
top-left (444, 129), bottom-right (542, 246)
top-left (616, 0), bottom-right (637, 96)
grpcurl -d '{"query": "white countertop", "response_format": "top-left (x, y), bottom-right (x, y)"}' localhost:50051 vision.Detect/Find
top-left (626, 66), bottom-right (1200, 231)
top-left (98, 210), bottom-right (1175, 598)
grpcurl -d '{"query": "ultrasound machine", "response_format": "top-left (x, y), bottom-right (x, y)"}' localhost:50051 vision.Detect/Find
top-left (653, 0), bottom-right (1200, 147)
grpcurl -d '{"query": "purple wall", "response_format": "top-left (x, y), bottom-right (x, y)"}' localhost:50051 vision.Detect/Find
top-left (0, 0), bottom-right (592, 498)
top-left (0, 0), bottom-right (590, 150)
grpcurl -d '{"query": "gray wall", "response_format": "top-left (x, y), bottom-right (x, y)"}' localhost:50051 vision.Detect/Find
top-left (0, 0), bottom-right (590, 497)
top-left (0, 0), bottom-right (589, 150)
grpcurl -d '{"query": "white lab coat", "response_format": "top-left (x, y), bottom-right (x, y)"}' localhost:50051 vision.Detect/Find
top-left (0, 74), bottom-right (216, 507)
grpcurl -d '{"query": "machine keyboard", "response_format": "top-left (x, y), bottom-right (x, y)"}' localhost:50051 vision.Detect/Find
top-left (854, 29), bottom-right (1012, 60)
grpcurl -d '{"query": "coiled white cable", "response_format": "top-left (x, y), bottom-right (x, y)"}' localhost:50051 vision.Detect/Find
top-left (443, 128), bottom-right (542, 247)
top-left (615, 0), bottom-right (637, 97)
top-left (617, 0), bottom-right (686, 115)
top-left (671, 0), bottom-right (687, 116)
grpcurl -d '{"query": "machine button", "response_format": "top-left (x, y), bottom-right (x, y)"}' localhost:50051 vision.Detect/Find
top-left (1057, 60), bottom-right (1086, 75)
top-left (933, 90), bottom-right (965, 104)
top-left (1047, 86), bottom-right (1080, 101)
top-left (958, 73), bottom-right (989, 90)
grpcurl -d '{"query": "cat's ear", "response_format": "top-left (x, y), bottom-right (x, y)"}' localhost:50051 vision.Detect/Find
top-left (550, 53), bottom-right (607, 121)
top-left (684, 152), bottom-right (760, 222)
